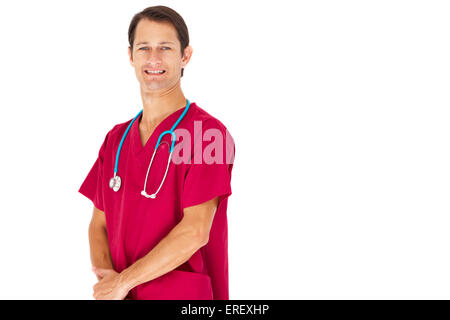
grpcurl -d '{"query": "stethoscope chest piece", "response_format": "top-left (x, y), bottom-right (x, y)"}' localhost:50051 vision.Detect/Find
top-left (109, 175), bottom-right (121, 192)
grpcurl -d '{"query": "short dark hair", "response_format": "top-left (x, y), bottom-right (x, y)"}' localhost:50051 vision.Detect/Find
top-left (128, 5), bottom-right (190, 77)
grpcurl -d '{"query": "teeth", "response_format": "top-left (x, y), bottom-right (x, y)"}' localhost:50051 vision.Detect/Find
top-left (146, 70), bottom-right (164, 74)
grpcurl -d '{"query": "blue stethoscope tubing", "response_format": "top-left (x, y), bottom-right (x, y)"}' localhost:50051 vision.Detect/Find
top-left (109, 99), bottom-right (191, 199)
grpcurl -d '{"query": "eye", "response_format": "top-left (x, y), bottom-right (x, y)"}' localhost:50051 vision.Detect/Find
top-left (161, 47), bottom-right (171, 50)
top-left (139, 47), bottom-right (148, 51)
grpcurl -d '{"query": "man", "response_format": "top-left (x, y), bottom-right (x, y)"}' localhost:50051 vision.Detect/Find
top-left (79, 6), bottom-right (235, 300)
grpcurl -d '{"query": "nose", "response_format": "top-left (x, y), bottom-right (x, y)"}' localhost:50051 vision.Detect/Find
top-left (145, 48), bottom-right (163, 63)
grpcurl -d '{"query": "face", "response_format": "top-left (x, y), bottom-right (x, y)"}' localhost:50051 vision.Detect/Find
top-left (128, 19), bottom-right (193, 92)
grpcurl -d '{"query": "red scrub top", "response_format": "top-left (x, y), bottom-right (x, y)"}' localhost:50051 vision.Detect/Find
top-left (78, 102), bottom-right (235, 300)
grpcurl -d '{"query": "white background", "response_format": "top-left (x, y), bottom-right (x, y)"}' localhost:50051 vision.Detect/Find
top-left (0, 0), bottom-right (449, 299)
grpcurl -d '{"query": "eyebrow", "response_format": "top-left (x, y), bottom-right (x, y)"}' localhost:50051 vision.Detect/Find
top-left (135, 41), bottom-right (175, 46)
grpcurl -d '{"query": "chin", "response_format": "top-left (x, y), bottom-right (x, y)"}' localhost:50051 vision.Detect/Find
top-left (142, 83), bottom-right (166, 92)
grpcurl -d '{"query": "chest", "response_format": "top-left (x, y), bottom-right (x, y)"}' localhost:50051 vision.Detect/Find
top-left (139, 125), bottom-right (156, 148)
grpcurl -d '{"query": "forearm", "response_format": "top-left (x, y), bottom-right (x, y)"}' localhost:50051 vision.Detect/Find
top-left (119, 222), bottom-right (205, 291)
top-left (89, 225), bottom-right (114, 271)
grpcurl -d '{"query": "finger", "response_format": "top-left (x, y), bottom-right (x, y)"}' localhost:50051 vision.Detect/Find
top-left (96, 267), bottom-right (115, 277)
top-left (92, 266), bottom-right (104, 277)
top-left (94, 268), bottom-right (108, 277)
top-left (93, 287), bottom-right (99, 300)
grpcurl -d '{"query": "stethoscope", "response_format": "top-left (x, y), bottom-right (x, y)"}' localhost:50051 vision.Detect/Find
top-left (109, 99), bottom-right (191, 199)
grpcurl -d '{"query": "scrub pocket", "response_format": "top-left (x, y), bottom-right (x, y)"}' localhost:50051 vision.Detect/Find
top-left (133, 270), bottom-right (213, 300)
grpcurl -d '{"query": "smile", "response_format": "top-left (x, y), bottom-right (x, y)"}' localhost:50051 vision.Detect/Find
top-left (144, 70), bottom-right (166, 75)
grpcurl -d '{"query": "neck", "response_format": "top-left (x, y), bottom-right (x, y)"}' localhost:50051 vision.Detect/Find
top-left (139, 81), bottom-right (187, 130)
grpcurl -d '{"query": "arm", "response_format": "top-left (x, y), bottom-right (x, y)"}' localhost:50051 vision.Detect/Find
top-left (92, 196), bottom-right (219, 299)
top-left (121, 196), bottom-right (219, 290)
top-left (88, 206), bottom-right (114, 280)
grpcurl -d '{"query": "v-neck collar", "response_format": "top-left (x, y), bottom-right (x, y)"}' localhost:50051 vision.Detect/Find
top-left (130, 102), bottom-right (195, 164)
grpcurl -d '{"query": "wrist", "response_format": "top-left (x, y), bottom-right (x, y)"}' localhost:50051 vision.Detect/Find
top-left (118, 269), bottom-right (135, 292)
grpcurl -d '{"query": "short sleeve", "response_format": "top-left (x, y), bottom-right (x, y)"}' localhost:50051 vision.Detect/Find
top-left (78, 132), bottom-right (109, 212)
top-left (182, 120), bottom-right (235, 209)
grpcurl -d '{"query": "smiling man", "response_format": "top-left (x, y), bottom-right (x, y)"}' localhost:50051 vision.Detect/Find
top-left (79, 6), bottom-right (235, 300)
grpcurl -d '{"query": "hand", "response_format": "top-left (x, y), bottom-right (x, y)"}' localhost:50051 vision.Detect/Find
top-left (91, 266), bottom-right (106, 281)
top-left (92, 267), bottom-right (129, 300)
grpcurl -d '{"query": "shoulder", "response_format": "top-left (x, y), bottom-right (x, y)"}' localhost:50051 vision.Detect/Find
top-left (187, 102), bottom-right (231, 136)
top-left (109, 118), bottom-right (134, 139)
top-left (183, 102), bottom-right (235, 163)
top-left (100, 113), bottom-right (137, 152)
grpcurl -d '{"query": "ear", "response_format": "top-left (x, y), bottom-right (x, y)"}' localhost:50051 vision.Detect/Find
top-left (181, 45), bottom-right (193, 68)
top-left (128, 46), bottom-right (134, 67)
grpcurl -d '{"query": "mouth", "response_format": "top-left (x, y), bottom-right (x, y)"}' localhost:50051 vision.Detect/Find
top-left (144, 69), bottom-right (166, 76)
